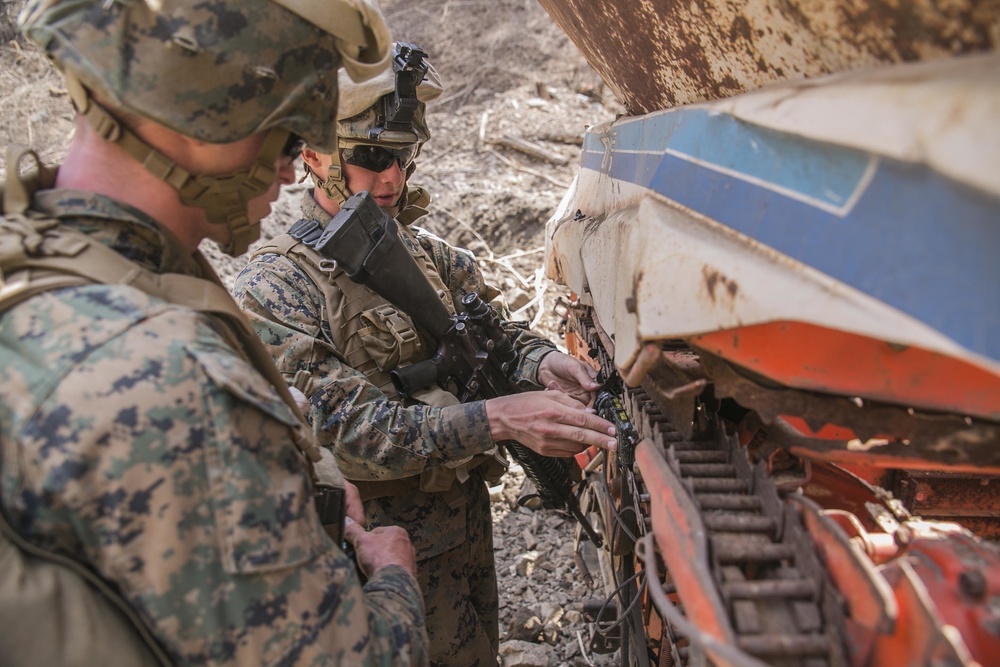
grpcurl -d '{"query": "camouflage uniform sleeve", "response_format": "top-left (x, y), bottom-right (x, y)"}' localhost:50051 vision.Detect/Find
top-left (3, 299), bottom-right (427, 666)
top-left (233, 254), bottom-right (496, 481)
top-left (413, 227), bottom-right (557, 391)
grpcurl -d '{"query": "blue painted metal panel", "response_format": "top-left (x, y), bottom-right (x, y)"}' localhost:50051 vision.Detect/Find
top-left (580, 109), bottom-right (1000, 364)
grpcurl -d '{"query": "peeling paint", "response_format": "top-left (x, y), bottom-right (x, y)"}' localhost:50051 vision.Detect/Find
top-left (702, 265), bottom-right (740, 305)
top-left (536, 0), bottom-right (1000, 113)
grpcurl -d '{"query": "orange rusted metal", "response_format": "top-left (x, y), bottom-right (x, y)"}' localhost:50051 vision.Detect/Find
top-left (563, 328), bottom-right (600, 373)
top-left (867, 547), bottom-right (987, 666)
top-left (887, 532), bottom-right (1000, 663)
top-left (634, 438), bottom-right (735, 644)
top-left (792, 496), bottom-right (897, 666)
top-left (573, 444), bottom-right (601, 473)
top-left (790, 446), bottom-right (1000, 477)
top-left (691, 322), bottom-right (1000, 422)
top-left (796, 496), bottom-right (1000, 667)
top-left (622, 343), bottom-right (662, 388)
top-left (897, 473), bottom-right (1000, 540)
top-left (822, 511), bottom-right (900, 565)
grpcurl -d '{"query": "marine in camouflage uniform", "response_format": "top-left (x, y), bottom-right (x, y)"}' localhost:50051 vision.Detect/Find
top-left (0, 2), bottom-right (429, 665)
top-left (233, 44), bottom-right (616, 667)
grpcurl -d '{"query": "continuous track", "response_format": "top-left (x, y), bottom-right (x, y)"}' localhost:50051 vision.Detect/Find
top-left (574, 313), bottom-right (848, 667)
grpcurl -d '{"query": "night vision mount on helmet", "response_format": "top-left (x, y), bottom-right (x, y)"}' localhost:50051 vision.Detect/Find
top-left (308, 41), bottom-right (443, 214)
top-left (371, 43), bottom-right (431, 144)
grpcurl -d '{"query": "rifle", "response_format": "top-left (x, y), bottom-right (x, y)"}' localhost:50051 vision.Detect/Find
top-left (303, 191), bottom-right (602, 546)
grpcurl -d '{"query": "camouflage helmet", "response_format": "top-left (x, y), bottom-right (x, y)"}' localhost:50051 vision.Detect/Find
top-left (337, 42), bottom-right (444, 145)
top-left (19, 0), bottom-right (391, 255)
top-left (309, 42), bottom-right (443, 212)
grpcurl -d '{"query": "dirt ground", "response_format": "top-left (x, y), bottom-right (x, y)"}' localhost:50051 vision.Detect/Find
top-left (0, 0), bottom-right (621, 340)
top-left (0, 1), bottom-right (624, 664)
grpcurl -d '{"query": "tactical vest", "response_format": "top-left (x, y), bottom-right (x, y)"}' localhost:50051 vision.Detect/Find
top-left (260, 221), bottom-right (454, 399)
top-left (251, 193), bottom-right (506, 501)
top-left (0, 148), bottom-right (331, 667)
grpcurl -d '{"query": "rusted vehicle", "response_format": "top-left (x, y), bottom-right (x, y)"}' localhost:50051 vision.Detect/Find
top-left (536, 1), bottom-right (1000, 665)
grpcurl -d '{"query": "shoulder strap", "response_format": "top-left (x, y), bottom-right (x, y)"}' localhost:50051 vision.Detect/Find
top-left (255, 227), bottom-right (401, 373)
top-left (0, 217), bottom-right (321, 465)
top-left (0, 505), bottom-right (171, 666)
top-left (0, 146), bottom-right (57, 216)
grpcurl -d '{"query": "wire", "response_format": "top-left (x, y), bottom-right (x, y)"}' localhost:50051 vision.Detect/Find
top-left (593, 568), bottom-right (647, 634)
top-left (639, 535), bottom-right (773, 667)
top-left (597, 476), bottom-right (639, 543)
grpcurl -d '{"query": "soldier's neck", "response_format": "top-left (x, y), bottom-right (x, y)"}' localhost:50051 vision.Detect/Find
top-left (56, 116), bottom-right (209, 253)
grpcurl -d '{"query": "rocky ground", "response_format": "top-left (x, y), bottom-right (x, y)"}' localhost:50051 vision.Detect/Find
top-left (0, 1), bottom-right (625, 664)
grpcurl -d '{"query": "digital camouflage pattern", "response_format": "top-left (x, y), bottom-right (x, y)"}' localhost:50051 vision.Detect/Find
top-left (233, 191), bottom-right (557, 666)
top-left (0, 190), bottom-right (428, 666)
top-left (415, 476), bottom-right (498, 666)
top-left (20, 0), bottom-right (390, 151)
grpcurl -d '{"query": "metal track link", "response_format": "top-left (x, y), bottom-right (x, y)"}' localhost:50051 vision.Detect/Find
top-left (574, 314), bottom-right (846, 667)
top-left (636, 392), bottom-right (844, 666)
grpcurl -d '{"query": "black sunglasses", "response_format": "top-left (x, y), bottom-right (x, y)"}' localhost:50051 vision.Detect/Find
top-left (341, 143), bottom-right (418, 173)
top-left (282, 134), bottom-right (306, 159)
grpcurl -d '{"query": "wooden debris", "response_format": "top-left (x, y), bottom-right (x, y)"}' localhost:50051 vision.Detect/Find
top-left (537, 130), bottom-right (584, 146)
top-left (488, 134), bottom-right (568, 166)
top-left (486, 148), bottom-right (569, 189)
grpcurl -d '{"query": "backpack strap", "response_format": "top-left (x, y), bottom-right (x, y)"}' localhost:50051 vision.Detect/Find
top-left (0, 149), bottom-right (324, 667)
top-left (0, 214), bottom-right (322, 466)
top-left (1, 146), bottom-right (57, 216)
top-left (0, 504), bottom-right (171, 667)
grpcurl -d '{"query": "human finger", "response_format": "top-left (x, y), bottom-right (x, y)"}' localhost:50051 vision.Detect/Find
top-left (539, 388), bottom-right (589, 409)
top-left (547, 379), bottom-right (592, 403)
top-left (343, 481), bottom-right (366, 524)
top-left (543, 412), bottom-right (617, 452)
top-left (343, 516), bottom-right (364, 545)
top-left (566, 359), bottom-right (600, 389)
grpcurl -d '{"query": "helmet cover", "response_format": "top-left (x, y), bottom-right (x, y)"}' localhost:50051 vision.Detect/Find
top-left (20, 0), bottom-right (392, 152)
top-left (336, 42), bottom-right (444, 146)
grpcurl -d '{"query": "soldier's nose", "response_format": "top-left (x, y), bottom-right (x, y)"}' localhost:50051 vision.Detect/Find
top-left (381, 160), bottom-right (404, 184)
top-left (276, 158), bottom-right (297, 186)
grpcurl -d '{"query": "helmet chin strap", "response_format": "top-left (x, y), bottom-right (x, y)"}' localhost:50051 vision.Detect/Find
top-left (67, 74), bottom-right (285, 257)
top-left (307, 150), bottom-right (353, 209)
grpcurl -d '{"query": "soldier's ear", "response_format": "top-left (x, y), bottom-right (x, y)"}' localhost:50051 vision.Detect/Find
top-left (301, 148), bottom-right (329, 175)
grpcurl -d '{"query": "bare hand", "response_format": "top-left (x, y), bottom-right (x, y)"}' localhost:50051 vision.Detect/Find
top-left (537, 351), bottom-right (600, 405)
top-left (344, 517), bottom-right (418, 579)
top-left (485, 390), bottom-right (616, 458)
top-left (343, 480), bottom-right (366, 524)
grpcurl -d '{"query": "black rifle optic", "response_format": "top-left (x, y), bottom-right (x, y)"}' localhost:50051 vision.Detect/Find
top-left (307, 191), bottom-right (602, 546)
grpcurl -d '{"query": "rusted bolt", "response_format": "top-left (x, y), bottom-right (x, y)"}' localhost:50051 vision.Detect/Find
top-left (914, 483), bottom-right (932, 503)
top-left (959, 569), bottom-right (987, 601)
